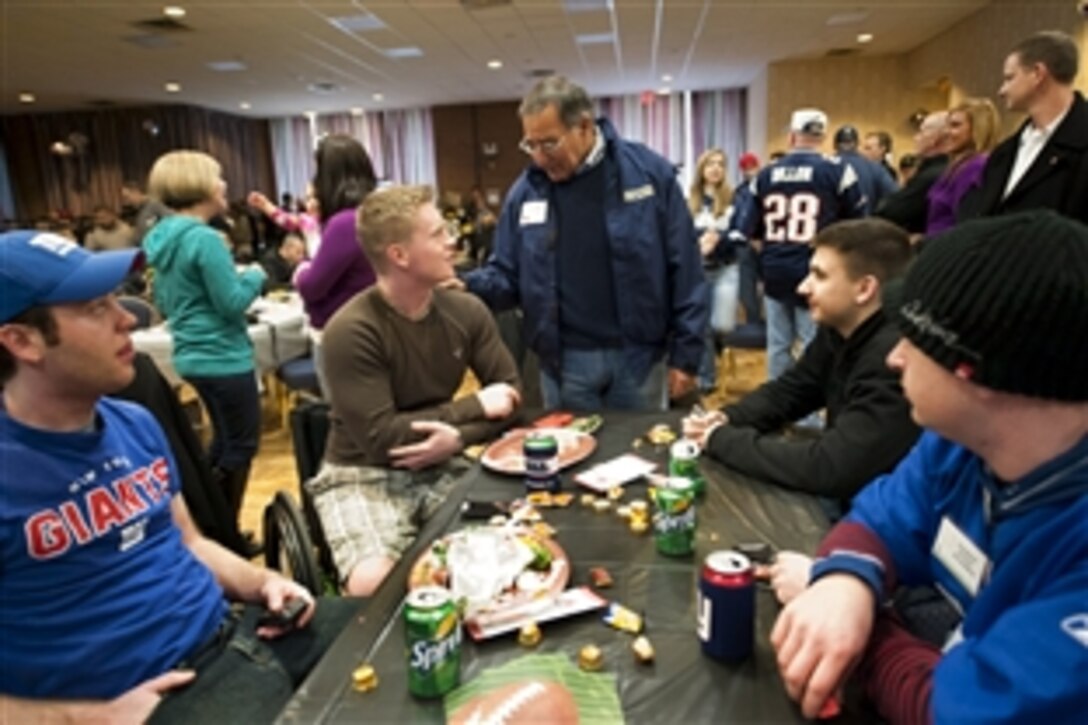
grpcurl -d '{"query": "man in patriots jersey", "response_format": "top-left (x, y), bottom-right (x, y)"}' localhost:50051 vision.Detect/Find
top-left (741, 108), bottom-right (867, 380)
top-left (771, 211), bottom-right (1088, 722)
top-left (0, 231), bottom-right (357, 722)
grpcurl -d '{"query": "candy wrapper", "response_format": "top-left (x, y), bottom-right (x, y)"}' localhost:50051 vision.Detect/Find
top-left (602, 602), bottom-right (643, 634)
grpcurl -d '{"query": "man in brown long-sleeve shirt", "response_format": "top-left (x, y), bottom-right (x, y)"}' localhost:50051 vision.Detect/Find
top-left (310, 185), bottom-right (521, 596)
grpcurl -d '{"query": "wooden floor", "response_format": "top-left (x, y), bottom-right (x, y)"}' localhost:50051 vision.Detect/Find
top-left (240, 349), bottom-right (768, 536)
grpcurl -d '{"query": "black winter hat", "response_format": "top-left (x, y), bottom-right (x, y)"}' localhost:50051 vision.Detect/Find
top-left (898, 210), bottom-right (1088, 402)
top-left (834, 125), bottom-right (859, 149)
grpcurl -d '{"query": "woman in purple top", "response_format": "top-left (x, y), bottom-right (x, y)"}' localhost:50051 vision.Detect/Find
top-left (292, 134), bottom-right (378, 392)
top-left (926, 98), bottom-right (1000, 235)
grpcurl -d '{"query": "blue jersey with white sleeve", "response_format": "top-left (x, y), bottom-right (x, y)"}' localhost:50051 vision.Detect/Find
top-left (745, 149), bottom-right (867, 304)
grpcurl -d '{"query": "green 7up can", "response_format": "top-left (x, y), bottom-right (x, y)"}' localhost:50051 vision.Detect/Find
top-left (405, 586), bottom-right (461, 698)
top-left (651, 477), bottom-right (697, 556)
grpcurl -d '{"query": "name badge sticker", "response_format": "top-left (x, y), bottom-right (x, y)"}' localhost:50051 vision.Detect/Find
top-left (519, 200), bottom-right (548, 226)
top-left (932, 516), bottom-right (990, 598)
top-left (623, 184), bottom-right (654, 202)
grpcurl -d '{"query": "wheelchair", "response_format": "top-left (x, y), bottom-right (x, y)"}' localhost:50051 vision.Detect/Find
top-left (262, 400), bottom-right (335, 596)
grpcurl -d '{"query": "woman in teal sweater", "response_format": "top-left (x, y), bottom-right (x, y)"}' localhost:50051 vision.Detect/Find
top-left (144, 151), bottom-right (267, 526)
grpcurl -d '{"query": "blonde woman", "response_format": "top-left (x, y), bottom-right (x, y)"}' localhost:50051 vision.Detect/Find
top-left (926, 98), bottom-right (1000, 234)
top-left (688, 148), bottom-right (737, 391)
top-left (144, 151), bottom-right (266, 531)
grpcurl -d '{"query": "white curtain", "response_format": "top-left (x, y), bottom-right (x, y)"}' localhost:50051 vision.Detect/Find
top-left (268, 116), bottom-right (314, 199)
top-left (269, 107), bottom-right (436, 196)
top-left (691, 89), bottom-right (748, 187)
top-left (594, 92), bottom-right (686, 166)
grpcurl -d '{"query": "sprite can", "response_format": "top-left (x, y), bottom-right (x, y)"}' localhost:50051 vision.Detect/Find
top-left (669, 440), bottom-right (706, 496)
top-left (405, 586), bottom-right (461, 698)
top-left (651, 477), bottom-right (697, 556)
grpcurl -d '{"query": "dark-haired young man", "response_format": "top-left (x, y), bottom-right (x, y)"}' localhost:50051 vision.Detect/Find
top-left (771, 210), bottom-right (1088, 722)
top-left (968, 30), bottom-right (1088, 224)
top-left (683, 218), bottom-right (919, 505)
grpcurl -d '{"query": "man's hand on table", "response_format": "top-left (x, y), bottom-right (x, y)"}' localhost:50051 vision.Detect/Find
top-left (388, 421), bottom-right (463, 470)
top-left (770, 573), bottom-right (875, 719)
top-left (668, 368), bottom-right (697, 400)
top-left (476, 383), bottom-right (521, 419)
top-left (754, 551), bottom-right (813, 606)
top-left (681, 408), bottom-right (728, 448)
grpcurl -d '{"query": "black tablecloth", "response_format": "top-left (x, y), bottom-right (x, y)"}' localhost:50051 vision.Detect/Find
top-left (278, 411), bottom-right (859, 723)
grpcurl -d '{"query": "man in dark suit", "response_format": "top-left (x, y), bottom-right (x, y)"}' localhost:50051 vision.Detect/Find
top-left (966, 30), bottom-right (1088, 225)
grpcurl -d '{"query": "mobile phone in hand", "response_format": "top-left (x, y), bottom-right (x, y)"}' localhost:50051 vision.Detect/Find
top-left (258, 597), bottom-right (308, 629)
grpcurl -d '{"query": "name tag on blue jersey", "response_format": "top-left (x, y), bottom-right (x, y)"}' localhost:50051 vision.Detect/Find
top-left (932, 516), bottom-right (990, 597)
top-left (623, 184), bottom-right (654, 202)
top-left (519, 200), bottom-right (548, 226)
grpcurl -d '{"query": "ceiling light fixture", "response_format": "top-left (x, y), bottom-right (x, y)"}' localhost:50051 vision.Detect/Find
top-left (372, 93), bottom-right (384, 101)
top-left (239, 101), bottom-right (251, 110)
top-left (662, 74), bottom-right (672, 82)
top-left (488, 59), bottom-right (503, 69)
top-left (164, 82), bottom-right (181, 93)
top-left (163, 6), bottom-right (186, 19)
top-left (857, 33), bottom-right (874, 43)
top-left (657, 87), bottom-right (671, 96)
top-left (350, 107), bottom-right (364, 116)
top-left (19, 92), bottom-right (35, 103)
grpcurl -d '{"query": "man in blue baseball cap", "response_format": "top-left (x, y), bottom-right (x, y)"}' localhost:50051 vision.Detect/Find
top-left (0, 231), bottom-right (358, 722)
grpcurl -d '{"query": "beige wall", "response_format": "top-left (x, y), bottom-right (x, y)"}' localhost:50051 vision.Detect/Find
top-left (755, 3), bottom-right (1086, 162)
top-left (764, 54), bottom-right (945, 163)
top-left (746, 66), bottom-right (769, 165)
top-left (908, 0), bottom-right (1087, 134)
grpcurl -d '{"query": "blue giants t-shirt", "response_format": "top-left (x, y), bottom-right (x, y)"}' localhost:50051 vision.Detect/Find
top-left (0, 398), bottom-right (227, 699)
top-left (745, 149), bottom-right (866, 304)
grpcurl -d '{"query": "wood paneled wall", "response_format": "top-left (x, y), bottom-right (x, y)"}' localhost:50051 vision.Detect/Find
top-left (433, 100), bottom-right (525, 206)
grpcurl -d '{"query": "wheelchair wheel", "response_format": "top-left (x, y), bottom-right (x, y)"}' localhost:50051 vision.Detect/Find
top-left (263, 491), bottom-right (324, 596)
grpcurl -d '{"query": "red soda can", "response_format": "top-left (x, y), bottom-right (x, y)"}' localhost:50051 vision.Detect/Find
top-left (696, 550), bottom-right (755, 661)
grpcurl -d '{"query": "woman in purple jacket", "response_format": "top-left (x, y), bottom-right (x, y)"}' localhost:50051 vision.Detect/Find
top-left (925, 98), bottom-right (999, 235)
top-left (292, 134), bottom-right (378, 393)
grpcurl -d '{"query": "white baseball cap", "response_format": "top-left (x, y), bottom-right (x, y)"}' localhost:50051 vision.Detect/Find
top-left (790, 108), bottom-right (828, 135)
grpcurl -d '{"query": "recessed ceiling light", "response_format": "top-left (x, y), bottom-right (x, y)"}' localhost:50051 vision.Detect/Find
top-left (304, 110), bottom-right (317, 119)
top-left (384, 46), bottom-right (423, 59)
top-left (239, 101), bottom-right (251, 110)
top-left (350, 107), bottom-right (364, 116)
top-left (372, 93), bottom-right (384, 102)
top-left (164, 82), bottom-right (181, 93)
top-left (19, 92), bottom-right (35, 103)
top-left (488, 59), bottom-right (503, 69)
top-left (163, 6), bottom-right (186, 19)
top-left (857, 33), bottom-right (874, 43)
top-left (207, 60), bottom-right (247, 72)
top-left (662, 74), bottom-right (672, 83)
top-left (657, 87), bottom-right (671, 96)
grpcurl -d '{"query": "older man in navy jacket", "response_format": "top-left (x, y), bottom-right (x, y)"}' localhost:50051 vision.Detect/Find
top-left (464, 76), bottom-right (707, 411)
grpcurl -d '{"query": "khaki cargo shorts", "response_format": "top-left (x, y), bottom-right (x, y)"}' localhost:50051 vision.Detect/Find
top-left (305, 457), bottom-right (471, 583)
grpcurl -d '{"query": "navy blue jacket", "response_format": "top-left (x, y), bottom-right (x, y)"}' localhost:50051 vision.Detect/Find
top-left (838, 150), bottom-right (897, 212)
top-left (465, 118), bottom-right (707, 379)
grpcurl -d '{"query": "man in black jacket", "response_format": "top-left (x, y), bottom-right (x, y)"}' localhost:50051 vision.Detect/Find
top-left (965, 30), bottom-right (1088, 225)
top-left (683, 218), bottom-right (919, 509)
top-left (874, 113), bottom-right (948, 235)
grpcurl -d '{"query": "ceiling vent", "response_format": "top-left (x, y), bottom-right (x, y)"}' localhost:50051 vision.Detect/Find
top-left (86, 99), bottom-right (117, 108)
top-left (131, 17), bottom-right (192, 33)
top-left (307, 81), bottom-right (341, 95)
top-left (461, 0), bottom-right (513, 9)
top-left (825, 47), bottom-right (860, 57)
top-left (526, 68), bottom-right (556, 79)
